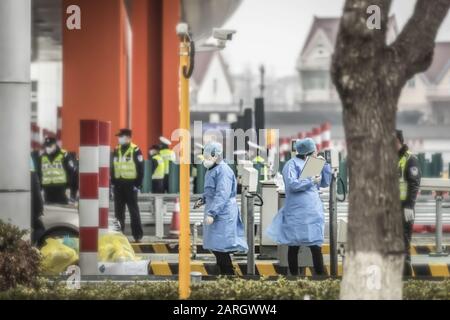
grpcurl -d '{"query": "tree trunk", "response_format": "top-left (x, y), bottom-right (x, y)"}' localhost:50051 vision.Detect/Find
top-left (332, 0), bottom-right (450, 299)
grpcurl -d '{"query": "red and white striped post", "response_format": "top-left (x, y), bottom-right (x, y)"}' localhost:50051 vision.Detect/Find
top-left (31, 122), bottom-right (41, 150)
top-left (98, 121), bottom-right (111, 235)
top-left (321, 122), bottom-right (331, 150)
top-left (312, 127), bottom-right (322, 151)
top-left (79, 120), bottom-right (100, 275)
top-left (56, 107), bottom-right (62, 147)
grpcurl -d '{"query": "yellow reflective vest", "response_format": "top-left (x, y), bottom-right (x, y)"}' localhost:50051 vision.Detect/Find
top-left (114, 144), bottom-right (138, 180)
top-left (398, 150), bottom-right (412, 201)
top-left (160, 148), bottom-right (175, 175)
top-left (41, 150), bottom-right (68, 186)
top-left (253, 155), bottom-right (268, 180)
top-left (152, 154), bottom-right (165, 180)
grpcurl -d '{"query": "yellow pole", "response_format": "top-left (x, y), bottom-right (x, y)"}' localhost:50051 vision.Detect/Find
top-left (179, 38), bottom-right (191, 299)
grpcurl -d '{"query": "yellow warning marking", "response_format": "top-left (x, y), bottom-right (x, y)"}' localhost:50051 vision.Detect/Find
top-left (151, 261), bottom-right (172, 275)
top-left (410, 246), bottom-right (417, 255)
top-left (338, 264), bottom-right (343, 276)
top-left (429, 264), bottom-right (450, 277)
top-left (153, 243), bottom-right (169, 254)
top-left (305, 267), bottom-right (312, 277)
top-left (131, 244), bottom-right (142, 253)
top-left (321, 245), bottom-right (330, 255)
top-left (256, 263), bottom-right (277, 276)
top-left (233, 262), bottom-right (243, 276)
top-left (190, 262), bottom-right (208, 276)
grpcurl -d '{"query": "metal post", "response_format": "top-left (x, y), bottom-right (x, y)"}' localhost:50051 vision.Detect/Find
top-left (430, 192), bottom-right (448, 257)
top-left (192, 222), bottom-right (200, 259)
top-left (329, 170), bottom-right (338, 276)
top-left (246, 194), bottom-right (255, 275)
top-left (0, 0), bottom-right (31, 230)
top-left (154, 196), bottom-right (164, 238)
top-left (179, 36), bottom-right (191, 299)
top-left (241, 186), bottom-right (248, 230)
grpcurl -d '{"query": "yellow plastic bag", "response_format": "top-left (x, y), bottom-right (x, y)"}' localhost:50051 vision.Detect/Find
top-left (40, 238), bottom-right (79, 275)
top-left (98, 233), bottom-right (139, 262)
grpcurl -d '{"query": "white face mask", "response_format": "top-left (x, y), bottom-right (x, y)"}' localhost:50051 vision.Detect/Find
top-left (118, 136), bottom-right (128, 145)
top-left (149, 150), bottom-right (157, 156)
top-left (45, 145), bottom-right (56, 154)
top-left (203, 158), bottom-right (216, 169)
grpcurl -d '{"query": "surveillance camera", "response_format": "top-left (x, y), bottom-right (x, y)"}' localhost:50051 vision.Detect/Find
top-left (213, 28), bottom-right (236, 41)
top-left (176, 23), bottom-right (189, 37)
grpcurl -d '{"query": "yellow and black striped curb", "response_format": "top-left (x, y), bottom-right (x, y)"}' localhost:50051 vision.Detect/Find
top-left (131, 243), bottom-right (449, 255)
top-left (146, 261), bottom-right (450, 277)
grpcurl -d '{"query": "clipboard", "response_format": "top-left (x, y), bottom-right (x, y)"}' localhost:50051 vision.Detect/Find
top-left (299, 156), bottom-right (326, 179)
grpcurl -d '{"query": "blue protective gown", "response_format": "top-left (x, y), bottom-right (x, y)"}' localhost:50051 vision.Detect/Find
top-left (266, 157), bottom-right (332, 246)
top-left (202, 161), bottom-right (248, 252)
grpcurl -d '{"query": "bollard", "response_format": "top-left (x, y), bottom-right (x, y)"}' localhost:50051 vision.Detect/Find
top-left (168, 162), bottom-right (180, 193)
top-left (98, 121), bottom-right (111, 235)
top-left (142, 160), bottom-right (152, 193)
top-left (246, 194), bottom-right (255, 275)
top-left (429, 192), bottom-right (449, 257)
top-left (190, 271), bottom-right (202, 283)
top-left (154, 195), bottom-right (164, 238)
top-left (195, 163), bottom-right (206, 194)
top-left (79, 120), bottom-right (100, 275)
top-left (329, 170), bottom-right (338, 277)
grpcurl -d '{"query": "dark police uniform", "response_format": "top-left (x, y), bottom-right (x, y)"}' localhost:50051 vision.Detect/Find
top-left (111, 141), bottom-right (144, 241)
top-left (37, 144), bottom-right (76, 205)
top-left (398, 144), bottom-right (421, 276)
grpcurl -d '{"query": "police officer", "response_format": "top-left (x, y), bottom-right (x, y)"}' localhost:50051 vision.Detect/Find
top-left (159, 136), bottom-right (176, 193)
top-left (148, 145), bottom-right (165, 194)
top-left (111, 129), bottom-right (144, 242)
top-left (37, 137), bottom-right (76, 205)
top-left (249, 141), bottom-right (268, 181)
top-left (396, 130), bottom-right (421, 276)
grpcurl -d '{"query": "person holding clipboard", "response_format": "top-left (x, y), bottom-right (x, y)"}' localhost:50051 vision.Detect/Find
top-left (266, 138), bottom-right (331, 276)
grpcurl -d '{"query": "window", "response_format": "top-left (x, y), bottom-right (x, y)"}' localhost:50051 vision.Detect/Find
top-left (302, 70), bottom-right (328, 90)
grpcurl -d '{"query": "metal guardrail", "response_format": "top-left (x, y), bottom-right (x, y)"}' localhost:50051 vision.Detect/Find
top-left (113, 191), bottom-right (450, 232)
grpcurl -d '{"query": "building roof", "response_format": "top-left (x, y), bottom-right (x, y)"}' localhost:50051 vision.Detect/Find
top-left (301, 17), bottom-right (339, 55)
top-left (425, 42), bottom-right (450, 84)
top-left (301, 17), bottom-right (449, 84)
top-left (192, 51), bottom-right (234, 92)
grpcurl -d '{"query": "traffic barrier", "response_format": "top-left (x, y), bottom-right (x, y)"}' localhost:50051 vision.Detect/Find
top-left (146, 261), bottom-right (450, 277)
top-left (79, 120), bottom-right (100, 275)
top-left (131, 243), bottom-right (449, 256)
top-left (169, 197), bottom-right (180, 237)
top-left (56, 106), bottom-right (62, 147)
top-left (98, 121), bottom-right (111, 235)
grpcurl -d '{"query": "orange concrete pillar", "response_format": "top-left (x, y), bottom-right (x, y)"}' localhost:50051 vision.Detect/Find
top-left (131, 0), bottom-right (163, 154)
top-left (162, 0), bottom-right (180, 140)
top-left (62, 0), bottom-right (128, 152)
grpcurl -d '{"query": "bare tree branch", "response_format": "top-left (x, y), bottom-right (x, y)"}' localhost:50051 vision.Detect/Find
top-left (390, 0), bottom-right (450, 79)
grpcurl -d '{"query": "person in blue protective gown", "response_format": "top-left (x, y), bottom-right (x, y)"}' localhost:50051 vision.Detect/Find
top-left (266, 138), bottom-right (331, 275)
top-left (194, 141), bottom-right (248, 275)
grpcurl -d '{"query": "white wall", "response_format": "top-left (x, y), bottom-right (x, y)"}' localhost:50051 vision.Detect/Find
top-left (196, 54), bottom-right (233, 105)
top-left (30, 61), bottom-right (62, 133)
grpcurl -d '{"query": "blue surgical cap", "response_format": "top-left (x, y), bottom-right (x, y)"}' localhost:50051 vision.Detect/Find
top-left (295, 138), bottom-right (316, 155)
top-left (203, 141), bottom-right (223, 158)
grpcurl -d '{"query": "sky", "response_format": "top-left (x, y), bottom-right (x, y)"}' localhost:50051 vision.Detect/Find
top-left (221, 0), bottom-right (450, 77)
